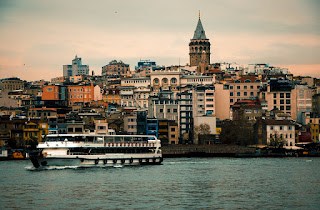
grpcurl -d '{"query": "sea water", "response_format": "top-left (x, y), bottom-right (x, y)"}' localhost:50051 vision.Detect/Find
top-left (0, 158), bottom-right (320, 209)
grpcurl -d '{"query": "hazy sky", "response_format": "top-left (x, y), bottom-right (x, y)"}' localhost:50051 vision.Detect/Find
top-left (0, 0), bottom-right (319, 81)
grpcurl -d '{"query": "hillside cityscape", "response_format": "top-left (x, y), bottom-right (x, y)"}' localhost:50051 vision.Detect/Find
top-left (1, 15), bottom-right (320, 158)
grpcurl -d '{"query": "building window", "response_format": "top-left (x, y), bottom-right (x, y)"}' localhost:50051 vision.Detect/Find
top-left (167, 109), bottom-right (171, 113)
top-left (270, 126), bottom-right (274, 130)
top-left (250, 92), bottom-right (254, 96)
top-left (160, 109), bottom-right (163, 113)
top-left (286, 99), bottom-right (290, 104)
top-left (173, 109), bottom-right (177, 113)
top-left (230, 92), bottom-right (233, 96)
top-left (171, 128), bottom-right (175, 132)
top-left (237, 86), bottom-right (240, 89)
top-left (250, 86), bottom-right (254, 89)
top-left (280, 100), bottom-right (284, 104)
top-left (244, 92), bottom-right (247, 96)
top-left (286, 106), bottom-right (291, 110)
top-left (280, 126), bottom-right (283, 130)
top-left (244, 86), bottom-right (247, 89)
top-left (47, 88), bottom-right (52, 92)
top-left (288, 126), bottom-right (292, 130)
top-left (237, 92), bottom-right (240, 96)
top-left (230, 86), bottom-right (233, 89)
top-left (286, 93), bottom-right (291, 98)
top-left (273, 93), bottom-right (277, 98)
top-left (230, 99), bottom-right (233, 103)
top-left (280, 93), bottom-right (284, 98)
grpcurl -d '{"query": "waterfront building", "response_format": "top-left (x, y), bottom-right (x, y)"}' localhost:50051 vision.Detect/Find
top-left (254, 119), bottom-right (296, 149)
top-left (189, 13), bottom-right (210, 73)
top-left (0, 77), bottom-right (25, 91)
top-left (102, 60), bottom-right (130, 77)
top-left (63, 55), bottom-right (90, 77)
top-left (305, 114), bottom-right (320, 142)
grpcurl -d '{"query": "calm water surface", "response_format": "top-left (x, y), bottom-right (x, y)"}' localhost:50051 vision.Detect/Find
top-left (0, 158), bottom-right (320, 209)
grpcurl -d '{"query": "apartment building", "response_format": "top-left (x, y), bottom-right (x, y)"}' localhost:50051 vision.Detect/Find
top-left (228, 76), bottom-right (264, 106)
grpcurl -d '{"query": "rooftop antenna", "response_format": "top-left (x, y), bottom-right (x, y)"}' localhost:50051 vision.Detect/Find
top-left (199, 10), bottom-right (200, 19)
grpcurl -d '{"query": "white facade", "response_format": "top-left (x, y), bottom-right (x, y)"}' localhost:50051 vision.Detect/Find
top-left (63, 55), bottom-right (89, 77)
top-left (266, 123), bottom-right (295, 149)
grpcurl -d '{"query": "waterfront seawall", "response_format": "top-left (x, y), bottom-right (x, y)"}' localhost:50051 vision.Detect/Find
top-left (162, 144), bottom-right (256, 157)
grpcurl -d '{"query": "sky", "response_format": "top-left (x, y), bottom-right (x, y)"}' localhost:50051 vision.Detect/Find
top-left (0, 0), bottom-right (319, 81)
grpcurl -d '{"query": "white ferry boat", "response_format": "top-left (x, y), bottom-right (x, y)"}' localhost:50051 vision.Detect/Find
top-left (30, 134), bottom-right (163, 168)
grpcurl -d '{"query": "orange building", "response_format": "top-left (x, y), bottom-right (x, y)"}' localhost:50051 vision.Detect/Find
top-left (67, 83), bottom-right (94, 106)
top-left (42, 85), bottom-right (60, 100)
top-left (103, 88), bottom-right (121, 105)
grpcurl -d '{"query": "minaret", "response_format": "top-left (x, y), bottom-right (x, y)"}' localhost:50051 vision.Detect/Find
top-left (189, 12), bottom-right (211, 70)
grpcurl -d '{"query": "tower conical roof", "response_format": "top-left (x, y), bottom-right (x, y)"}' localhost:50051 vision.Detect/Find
top-left (193, 18), bottom-right (207, 39)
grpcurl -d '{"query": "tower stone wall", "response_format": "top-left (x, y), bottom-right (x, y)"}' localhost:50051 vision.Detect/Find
top-left (189, 16), bottom-right (211, 69)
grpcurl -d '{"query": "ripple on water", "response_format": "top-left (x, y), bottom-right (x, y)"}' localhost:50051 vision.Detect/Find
top-left (0, 158), bottom-right (320, 209)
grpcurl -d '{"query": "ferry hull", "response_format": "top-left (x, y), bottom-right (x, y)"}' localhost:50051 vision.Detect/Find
top-left (31, 156), bottom-right (163, 168)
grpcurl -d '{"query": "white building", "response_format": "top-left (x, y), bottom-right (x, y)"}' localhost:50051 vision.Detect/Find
top-left (63, 55), bottom-right (90, 77)
top-left (265, 119), bottom-right (296, 149)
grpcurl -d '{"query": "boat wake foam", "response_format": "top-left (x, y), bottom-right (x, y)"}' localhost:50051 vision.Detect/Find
top-left (25, 165), bottom-right (80, 171)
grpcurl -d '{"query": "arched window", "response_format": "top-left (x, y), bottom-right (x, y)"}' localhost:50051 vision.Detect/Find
top-left (171, 78), bottom-right (177, 84)
top-left (162, 78), bottom-right (168, 85)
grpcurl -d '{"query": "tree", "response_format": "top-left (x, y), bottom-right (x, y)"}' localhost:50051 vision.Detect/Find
top-left (220, 117), bottom-right (255, 146)
top-left (269, 132), bottom-right (286, 148)
top-left (193, 123), bottom-right (211, 144)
